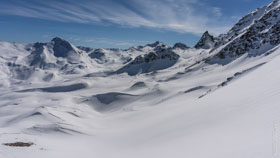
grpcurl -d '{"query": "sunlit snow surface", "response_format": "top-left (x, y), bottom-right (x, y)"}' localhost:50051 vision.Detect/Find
top-left (2, 1), bottom-right (280, 156)
top-left (1, 38), bottom-right (280, 158)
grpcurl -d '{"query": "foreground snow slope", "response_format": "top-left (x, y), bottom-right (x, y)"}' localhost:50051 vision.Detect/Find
top-left (1, 47), bottom-right (280, 158)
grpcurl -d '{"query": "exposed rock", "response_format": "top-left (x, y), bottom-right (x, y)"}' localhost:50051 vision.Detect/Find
top-left (77, 46), bottom-right (94, 53)
top-left (194, 31), bottom-right (216, 49)
top-left (116, 47), bottom-right (179, 75)
top-left (213, 3), bottom-right (280, 60)
top-left (88, 49), bottom-right (105, 59)
top-left (173, 43), bottom-right (189, 49)
top-left (52, 37), bottom-right (79, 58)
top-left (3, 142), bottom-right (34, 147)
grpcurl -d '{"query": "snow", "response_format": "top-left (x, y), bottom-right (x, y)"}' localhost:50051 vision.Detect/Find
top-left (1, 1), bottom-right (280, 157)
top-left (0, 39), bottom-right (280, 157)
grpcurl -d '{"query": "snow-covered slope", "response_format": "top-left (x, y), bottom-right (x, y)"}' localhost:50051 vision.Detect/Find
top-left (115, 47), bottom-right (179, 75)
top-left (1, 1), bottom-right (280, 158)
top-left (211, 0), bottom-right (280, 62)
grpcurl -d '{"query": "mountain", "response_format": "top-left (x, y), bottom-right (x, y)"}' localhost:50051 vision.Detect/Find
top-left (28, 37), bottom-right (82, 67)
top-left (2, 1), bottom-right (280, 158)
top-left (194, 31), bottom-right (216, 49)
top-left (211, 0), bottom-right (280, 62)
top-left (3, 37), bottom-right (98, 81)
top-left (51, 37), bottom-right (81, 59)
top-left (115, 47), bottom-right (179, 75)
top-left (173, 43), bottom-right (190, 49)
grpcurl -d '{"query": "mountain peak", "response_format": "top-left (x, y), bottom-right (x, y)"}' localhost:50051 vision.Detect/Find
top-left (201, 31), bottom-right (212, 39)
top-left (116, 47), bottom-right (179, 75)
top-left (51, 37), bottom-right (66, 42)
top-left (51, 37), bottom-right (78, 58)
top-left (203, 30), bottom-right (209, 35)
top-left (173, 43), bottom-right (189, 49)
top-left (146, 41), bottom-right (165, 47)
top-left (212, 0), bottom-right (280, 61)
top-left (194, 31), bottom-right (215, 49)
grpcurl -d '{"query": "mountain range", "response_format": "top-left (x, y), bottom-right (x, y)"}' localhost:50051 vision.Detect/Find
top-left (1, 1), bottom-right (280, 158)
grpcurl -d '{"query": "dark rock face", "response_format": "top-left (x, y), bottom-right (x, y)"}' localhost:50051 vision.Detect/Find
top-left (3, 142), bottom-right (34, 147)
top-left (146, 41), bottom-right (162, 47)
top-left (116, 47), bottom-right (180, 75)
top-left (88, 49), bottom-right (105, 59)
top-left (214, 3), bottom-right (280, 59)
top-left (216, 6), bottom-right (266, 47)
top-left (194, 31), bottom-right (216, 49)
top-left (146, 41), bottom-right (170, 51)
top-left (129, 48), bottom-right (179, 65)
top-left (77, 46), bottom-right (93, 53)
top-left (52, 37), bottom-right (77, 58)
top-left (173, 43), bottom-right (189, 49)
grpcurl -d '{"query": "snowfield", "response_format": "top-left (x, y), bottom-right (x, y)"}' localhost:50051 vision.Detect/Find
top-left (1, 1), bottom-right (280, 158)
top-left (1, 45), bottom-right (280, 158)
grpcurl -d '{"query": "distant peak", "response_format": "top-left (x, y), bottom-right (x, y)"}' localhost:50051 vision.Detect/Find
top-left (51, 37), bottom-right (66, 43)
top-left (51, 37), bottom-right (77, 58)
top-left (173, 43), bottom-right (189, 49)
top-left (147, 41), bottom-right (164, 47)
top-left (194, 31), bottom-right (215, 49)
top-left (202, 31), bottom-right (211, 37)
top-left (154, 41), bottom-right (160, 44)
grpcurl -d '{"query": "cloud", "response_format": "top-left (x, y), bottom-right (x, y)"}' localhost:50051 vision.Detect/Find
top-left (212, 7), bottom-right (222, 17)
top-left (0, 0), bottom-right (232, 35)
top-left (82, 38), bottom-right (153, 48)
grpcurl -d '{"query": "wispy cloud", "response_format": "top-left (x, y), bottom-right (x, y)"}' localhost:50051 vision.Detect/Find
top-left (41, 33), bottom-right (151, 48)
top-left (0, 0), bottom-right (233, 35)
top-left (212, 7), bottom-right (222, 17)
top-left (81, 37), bottom-right (152, 48)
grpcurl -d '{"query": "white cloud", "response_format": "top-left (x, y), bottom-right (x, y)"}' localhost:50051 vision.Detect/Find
top-left (82, 37), bottom-right (153, 48)
top-left (212, 7), bottom-right (222, 17)
top-left (0, 0), bottom-right (233, 35)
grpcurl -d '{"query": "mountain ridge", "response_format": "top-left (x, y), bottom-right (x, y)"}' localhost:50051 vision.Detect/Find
top-left (1, 1), bottom-right (280, 158)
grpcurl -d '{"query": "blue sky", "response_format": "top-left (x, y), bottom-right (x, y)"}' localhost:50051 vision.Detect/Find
top-left (0, 0), bottom-right (272, 48)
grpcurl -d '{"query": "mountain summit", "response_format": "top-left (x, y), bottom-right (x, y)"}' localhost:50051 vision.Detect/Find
top-left (211, 0), bottom-right (280, 61)
top-left (194, 31), bottom-right (215, 49)
top-left (51, 37), bottom-right (80, 58)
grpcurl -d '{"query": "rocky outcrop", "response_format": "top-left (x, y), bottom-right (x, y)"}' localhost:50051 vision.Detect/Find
top-left (194, 31), bottom-right (216, 49)
top-left (52, 37), bottom-right (80, 58)
top-left (88, 49), bottom-right (105, 60)
top-left (214, 1), bottom-right (280, 59)
top-left (116, 47), bottom-right (179, 75)
top-left (173, 43), bottom-right (189, 49)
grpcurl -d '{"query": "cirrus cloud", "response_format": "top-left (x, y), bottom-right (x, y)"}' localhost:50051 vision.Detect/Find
top-left (0, 0), bottom-right (233, 35)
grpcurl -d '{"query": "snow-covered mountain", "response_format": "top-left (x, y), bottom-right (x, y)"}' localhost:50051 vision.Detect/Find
top-left (194, 31), bottom-right (216, 49)
top-left (1, 1), bottom-right (280, 158)
top-left (115, 45), bottom-right (179, 75)
top-left (211, 0), bottom-right (280, 62)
